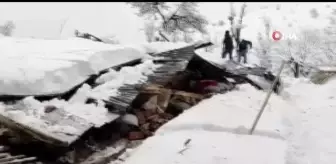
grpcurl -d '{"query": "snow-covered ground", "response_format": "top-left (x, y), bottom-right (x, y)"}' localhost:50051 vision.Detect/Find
top-left (0, 2), bottom-right (336, 164)
top-left (117, 76), bottom-right (336, 164)
top-left (282, 77), bottom-right (336, 164)
top-left (118, 84), bottom-right (292, 164)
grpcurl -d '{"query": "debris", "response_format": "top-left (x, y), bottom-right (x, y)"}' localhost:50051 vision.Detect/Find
top-left (178, 139), bottom-right (192, 155)
top-left (44, 105), bottom-right (57, 113)
top-left (128, 131), bottom-right (146, 141)
top-left (184, 138), bottom-right (191, 146)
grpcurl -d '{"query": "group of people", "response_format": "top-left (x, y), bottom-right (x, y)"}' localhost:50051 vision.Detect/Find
top-left (222, 30), bottom-right (252, 64)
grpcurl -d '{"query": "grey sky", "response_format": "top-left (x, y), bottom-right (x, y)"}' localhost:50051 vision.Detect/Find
top-left (0, 2), bottom-right (334, 42)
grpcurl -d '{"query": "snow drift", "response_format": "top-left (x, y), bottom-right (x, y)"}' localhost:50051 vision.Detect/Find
top-left (121, 84), bottom-right (293, 164)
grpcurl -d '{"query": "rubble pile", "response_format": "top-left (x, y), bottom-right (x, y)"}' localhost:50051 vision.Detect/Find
top-left (0, 42), bottom-right (284, 163)
top-left (127, 69), bottom-right (237, 141)
top-left (128, 84), bottom-right (205, 140)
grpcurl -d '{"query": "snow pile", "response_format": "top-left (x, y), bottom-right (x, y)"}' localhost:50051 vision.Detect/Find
top-left (0, 37), bottom-right (147, 95)
top-left (121, 84), bottom-right (292, 164)
top-left (91, 60), bottom-right (161, 100)
top-left (0, 96), bottom-right (117, 128)
top-left (0, 58), bottom-right (161, 141)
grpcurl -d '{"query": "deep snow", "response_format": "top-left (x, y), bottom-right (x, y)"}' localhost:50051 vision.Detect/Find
top-left (123, 130), bottom-right (287, 164)
top-left (118, 73), bottom-right (336, 164)
top-left (0, 2), bottom-right (336, 164)
top-left (0, 37), bottom-right (148, 95)
top-left (119, 84), bottom-right (292, 164)
top-left (0, 55), bottom-right (160, 143)
top-left (0, 37), bottom-right (191, 96)
top-left (282, 77), bottom-right (336, 164)
top-left (0, 41), bottom-right (192, 145)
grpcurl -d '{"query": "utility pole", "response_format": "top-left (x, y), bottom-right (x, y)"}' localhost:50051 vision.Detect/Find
top-left (249, 60), bottom-right (287, 135)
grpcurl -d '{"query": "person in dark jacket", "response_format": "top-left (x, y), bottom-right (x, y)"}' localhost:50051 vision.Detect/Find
top-left (237, 39), bottom-right (252, 64)
top-left (222, 30), bottom-right (234, 60)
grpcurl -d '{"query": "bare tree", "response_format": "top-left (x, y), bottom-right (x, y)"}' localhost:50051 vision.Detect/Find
top-left (143, 21), bottom-right (157, 42)
top-left (128, 2), bottom-right (208, 42)
top-left (228, 3), bottom-right (247, 47)
top-left (0, 20), bottom-right (15, 36)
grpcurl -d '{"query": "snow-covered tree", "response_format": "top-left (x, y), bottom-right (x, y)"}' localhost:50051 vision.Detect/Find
top-left (0, 21), bottom-right (15, 36)
top-left (275, 28), bottom-right (336, 77)
top-left (128, 2), bottom-right (208, 42)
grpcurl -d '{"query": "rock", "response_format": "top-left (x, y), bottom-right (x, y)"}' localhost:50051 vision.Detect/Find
top-left (142, 95), bottom-right (158, 112)
top-left (157, 88), bottom-right (172, 111)
top-left (154, 118), bottom-right (168, 124)
top-left (169, 100), bottom-right (192, 112)
top-left (143, 110), bottom-right (156, 119)
top-left (159, 113), bottom-right (174, 120)
top-left (44, 105), bottom-right (57, 113)
top-left (172, 90), bottom-right (203, 105)
top-left (121, 114), bottom-right (139, 127)
top-left (135, 111), bottom-right (146, 125)
top-left (147, 114), bottom-right (160, 122)
top-left (140, 123), bottom-right (150, 131)
top-left (128, 131), bottom-right (145, 140)
top-left (203, 85), bottom-right (221, 93)
top-left (149, 123), bottom-right (161, 131)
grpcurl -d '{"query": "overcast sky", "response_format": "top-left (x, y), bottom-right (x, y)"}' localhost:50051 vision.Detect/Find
top-left (0, 2), bottom-right (334, 42)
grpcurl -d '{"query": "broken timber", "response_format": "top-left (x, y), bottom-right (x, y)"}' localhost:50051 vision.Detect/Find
top-left (0, 59), bottom-right (142, 148)
top-left (105, 45), bottom-right (199, 114)
top-left (0, 44), bottom-right (206, 154)
top-left (0, 145), bottom-right (39, 164)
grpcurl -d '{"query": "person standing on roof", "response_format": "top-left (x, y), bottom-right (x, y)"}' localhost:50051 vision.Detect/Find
top-left (222, 30), bottom-right (234, 60)
top-left (237, 39), bottom-right (252, 64)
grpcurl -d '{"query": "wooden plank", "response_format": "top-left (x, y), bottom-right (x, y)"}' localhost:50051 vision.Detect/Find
top-left (0, 104), bottom-right (93, 147)
top-left (0, 100), bottom-right (120, 147)
top-left (0, 145), bottom-right (38, 164)
top-left (106, 46), bottom-right (197, 113)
